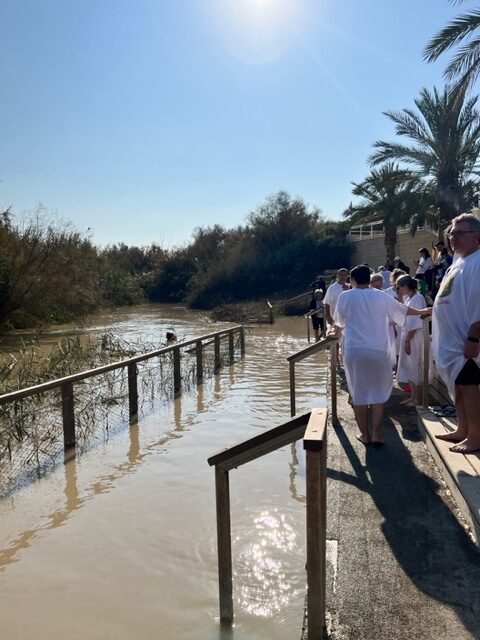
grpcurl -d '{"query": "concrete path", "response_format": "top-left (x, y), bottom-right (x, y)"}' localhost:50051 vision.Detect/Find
top-left (321, 387), bottom-right (480, 640)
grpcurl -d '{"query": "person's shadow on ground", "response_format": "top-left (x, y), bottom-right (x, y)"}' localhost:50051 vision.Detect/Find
top-left (328, 399), bottom-right (480, 639)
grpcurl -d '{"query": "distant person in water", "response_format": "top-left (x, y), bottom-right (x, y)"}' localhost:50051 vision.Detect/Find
top-left (166, 330), bottom-right (177, 344)
top-left (308, 288), bottom-right (325, 341)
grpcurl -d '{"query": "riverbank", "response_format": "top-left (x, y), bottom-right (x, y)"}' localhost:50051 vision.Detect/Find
top-left (307, 384), bottom-right (480, 639)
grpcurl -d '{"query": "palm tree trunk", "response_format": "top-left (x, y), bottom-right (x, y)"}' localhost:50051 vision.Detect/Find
top-left (383, 222), bottom-right (397, 265)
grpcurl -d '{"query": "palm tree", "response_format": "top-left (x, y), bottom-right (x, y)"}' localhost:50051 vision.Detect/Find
top-left (424, 1), bottom-right (480, 91)
top-left (369, 85), bottom-right (480, 234)
top-left (344, 163), bottom-right (423, 264)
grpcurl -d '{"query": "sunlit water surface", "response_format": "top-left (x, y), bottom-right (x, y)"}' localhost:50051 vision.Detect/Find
top-left (0, 305), bottom-right (328, 640)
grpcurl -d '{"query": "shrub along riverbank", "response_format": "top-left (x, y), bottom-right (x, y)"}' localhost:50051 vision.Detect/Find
top-left (0, 192), bottom-right (353, 330)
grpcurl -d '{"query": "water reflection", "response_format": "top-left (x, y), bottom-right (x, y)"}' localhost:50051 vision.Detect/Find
top-left (234, 509), bottom-right (298, 618)
top-left (0, 309), bottom-right (329, 640)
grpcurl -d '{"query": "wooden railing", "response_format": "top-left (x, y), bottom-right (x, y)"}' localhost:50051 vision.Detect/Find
top-left (207, 408), bottom-right (328, 640)
top-left (287, 336), bottom-right (338, 422)
top-left (0, 325), bottom-right (245, 452)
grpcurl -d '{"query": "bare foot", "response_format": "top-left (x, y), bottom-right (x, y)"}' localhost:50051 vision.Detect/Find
top-left (450, 437), bottom-right (480, 454)
top-left (435, 431), bottom-right (466, 443)
top-left (356, 434), bottom-right (370, 445)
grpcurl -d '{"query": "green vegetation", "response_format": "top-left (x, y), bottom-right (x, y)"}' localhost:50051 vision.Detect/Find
top-left (344, 6), bottom-right (480, 250)
top-left (0, 194), bottom-right (352, 330)
top-left (5, 4), bottom-right (480, 330)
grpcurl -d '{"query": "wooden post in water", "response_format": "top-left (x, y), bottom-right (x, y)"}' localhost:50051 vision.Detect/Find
top-left (173, 347), bottom-right (181, 397)
top-left (240, 327), bottom-right (245, 356)
top-left (61, 381), bottom-right (76, 450)
top-left (215, 466), bottom-right (233, 624)
top-left (214, 335), bottom-right (221, 372)
top-left (128, 363), bottom-right (138, 420)
top-left (290, 361), bottom-right (296, 417)
top-left (268, 302), bottom-right (274, 324)
top-left (196, 339), bottom-right (203, 382)
top-left (329, 341), bottom-right (337, 426)
top-left (304, 414), bottom-right (327, 640)
top-left (228, 331), bottom-right (234, 364)
top-left (422, 320), bottom-right (430, 408)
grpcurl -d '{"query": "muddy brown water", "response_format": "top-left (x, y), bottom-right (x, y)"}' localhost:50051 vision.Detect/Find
top-left (0, 305), bottom-right (328, 639)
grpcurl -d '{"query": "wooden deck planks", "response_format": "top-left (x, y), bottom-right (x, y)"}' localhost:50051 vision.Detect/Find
top-left (417, 407), bottom-right (480, 545)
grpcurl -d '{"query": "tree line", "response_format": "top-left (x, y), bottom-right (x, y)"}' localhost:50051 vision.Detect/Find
top-left (343, 2), bottom-right (480, 262)
top-left (0, 194), bottom-right (352, 330)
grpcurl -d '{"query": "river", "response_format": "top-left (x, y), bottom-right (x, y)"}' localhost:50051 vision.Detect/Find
top-left (0, 304), bottom-right (329, 640)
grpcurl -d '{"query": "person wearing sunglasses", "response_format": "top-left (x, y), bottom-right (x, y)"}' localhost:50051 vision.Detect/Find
top-left (432, 213), bottom-right (480, 453)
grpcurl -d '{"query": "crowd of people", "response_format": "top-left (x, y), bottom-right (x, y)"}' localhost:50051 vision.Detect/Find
top-left (307, 212), bottom-right (480, 454)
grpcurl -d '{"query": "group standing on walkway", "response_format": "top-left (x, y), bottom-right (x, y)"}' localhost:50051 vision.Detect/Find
top-left (317, 212), bottom-right (480, 453)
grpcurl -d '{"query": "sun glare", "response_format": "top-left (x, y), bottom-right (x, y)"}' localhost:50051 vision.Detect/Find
top-left (209, 0), bottom-right (306, 65)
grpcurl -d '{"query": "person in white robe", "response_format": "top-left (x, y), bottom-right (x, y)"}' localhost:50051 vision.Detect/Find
top-left (386, 268), bottom-right (407, 368)
top-left (323, 268), bottom-right (349, 327)
top-left (332, 265), bottom-right (431, 446)
top-left (396, 275), bottom-right (427, 406)
top-left (432, 213), bottom-right (480, 454)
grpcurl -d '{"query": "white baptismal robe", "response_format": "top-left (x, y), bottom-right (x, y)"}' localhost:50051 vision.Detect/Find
top-left (432, 249), bottom-right (480, 399)
top-left (334, 288), bottom-right (408, 404)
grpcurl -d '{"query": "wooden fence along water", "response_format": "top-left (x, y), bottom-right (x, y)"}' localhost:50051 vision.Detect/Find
top-left (0, 325), bottom-right (245, 458)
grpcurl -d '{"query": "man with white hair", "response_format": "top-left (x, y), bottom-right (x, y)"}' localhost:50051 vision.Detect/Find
top-left (378, 266), bottom-right (392, 289)
top-left (433, 212), bottom-right (480, 453)
top-left (324, 268), bottom-right (349, 327)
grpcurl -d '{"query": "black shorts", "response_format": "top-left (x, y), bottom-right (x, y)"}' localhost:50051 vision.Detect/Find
top-left (455, 359), bottom-right (480, 385)
top-left (312, 316), bottom-right (324, 331)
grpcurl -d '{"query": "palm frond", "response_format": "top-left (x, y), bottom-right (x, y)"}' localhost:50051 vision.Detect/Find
top-left (444, 36), bottom-right (480, 79)
top-left (424, 10), bottom-right (480, 62)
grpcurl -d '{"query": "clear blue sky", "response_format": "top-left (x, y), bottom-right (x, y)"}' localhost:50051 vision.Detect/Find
top-left (0, 0), bottom-right (459, 249)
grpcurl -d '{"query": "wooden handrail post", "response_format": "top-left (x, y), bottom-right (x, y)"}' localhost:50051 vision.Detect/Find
top-left (422, 320), bottom-right (430, 408)
top-left (305, 437), bottom-right (327, 639)
top-left (329, 342), bottom-right (337, 425)
top-left (173, 347), bottom-right (181, 397)
top-left (215, 466), bottom-right (233, 624)
top-left (61, 381), bottom-right (75, 450)
top-left (240, 327), bottom-right (245, 356)
top-left (214, 335), bottom-right (221, 372)
top-left (196, 340), bottom-right (203, 382)
top-left (128, 363), bottom-right (138, 420)
top-left (228, 331), bottom-right (234, 364)
top-left (290, 361), bottom-right (296, 417)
